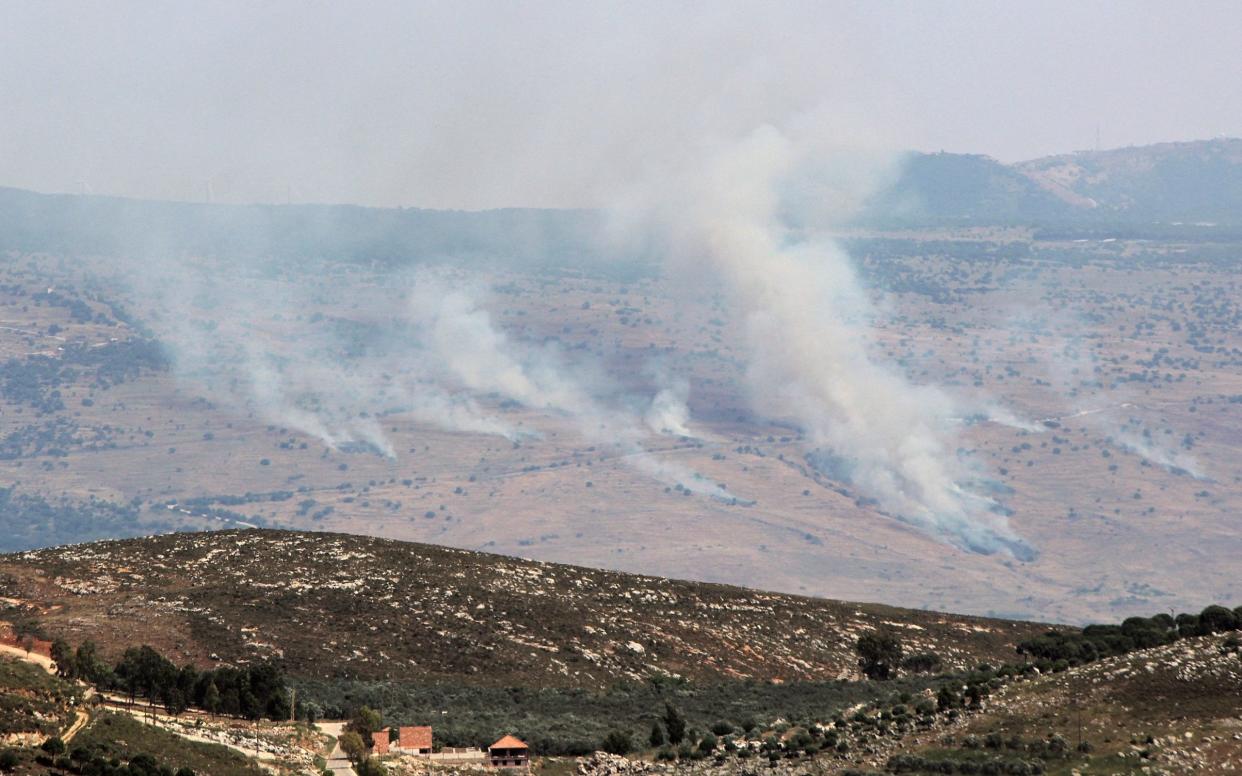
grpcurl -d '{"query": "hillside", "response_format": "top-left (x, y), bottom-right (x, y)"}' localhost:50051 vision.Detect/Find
top-left (862, 632), bottom-right (1242, 774)
top-left (1017, 137), bottom-right (1242, 224)
top-left (0, 655), bottom-right (79, 743)
top-left (0, 652), bottom-right (314, 775)
top-left (860, 152), bottom-right (1074, 225)
top-left (0, 530), bottom-right (1053, 689)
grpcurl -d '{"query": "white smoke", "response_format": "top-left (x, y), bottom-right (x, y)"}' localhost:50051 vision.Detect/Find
top-left (403, 270), bottom-right (741, 498)
top-left (1111, 428), bottom-right (1207, 480)
top-left (633, 125), bottom-right (1034, 559)
top-left (975, 405), bottom-right (1045, 433)
top-left (644, 368), bottom-right (692, 437)
top-left (406, 275), bottom-right (607, 423)
top-left (86, 252), bottom-right (517, 453)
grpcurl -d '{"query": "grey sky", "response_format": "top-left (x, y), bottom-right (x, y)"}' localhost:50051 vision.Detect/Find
top-left (1, 0), bottom-right (1239, 209)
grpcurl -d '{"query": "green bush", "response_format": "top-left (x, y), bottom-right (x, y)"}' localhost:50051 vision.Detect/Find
top-left (601, 730), bottom-right (632, 755)
top-left (1199, 605), bottom-right (1239, 634)
top-left (648, 722), bottom-right (665, 748)
top-left (856, 632), bottom-right (903, 680)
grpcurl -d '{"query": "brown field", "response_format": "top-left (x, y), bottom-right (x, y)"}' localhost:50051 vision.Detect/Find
top-left (1, 230), bottom-right (1239, 624)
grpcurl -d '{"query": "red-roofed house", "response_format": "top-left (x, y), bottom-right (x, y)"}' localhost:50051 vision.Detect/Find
top-left (397, 726), bottom-right (433, 755)
top-left (489, 735), bottom-right (529, 768)
top-left (371, 731), bottom-right (390, 755)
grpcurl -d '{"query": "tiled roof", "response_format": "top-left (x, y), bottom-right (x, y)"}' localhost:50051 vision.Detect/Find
top-left (490, 735), bottom-right (528, 750)
top-left (399, 726), bottom-right (433, 749)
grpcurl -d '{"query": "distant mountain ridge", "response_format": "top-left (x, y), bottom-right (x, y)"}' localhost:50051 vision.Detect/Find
top-left (859, 137), bottom-right (1242, 227)
top-left (0, 185), bottom-right (641, 275)
top-left (1016, 137), bottom-right (1242, 222)
top-left (2, 138), bottom-right (1241, 265)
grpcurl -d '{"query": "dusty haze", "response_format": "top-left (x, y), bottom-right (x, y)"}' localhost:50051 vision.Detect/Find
top-left (2, 1), bottom-right (1241, 208)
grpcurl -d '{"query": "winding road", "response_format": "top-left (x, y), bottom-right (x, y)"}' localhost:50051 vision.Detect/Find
top-left (0, 639), bottom-right (90, 742)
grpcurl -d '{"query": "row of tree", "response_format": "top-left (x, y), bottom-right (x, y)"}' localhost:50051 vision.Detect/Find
top-left (1017, 604), bottom-right (1242, 664)
top-left (50, 641), bottom-right (292, 721)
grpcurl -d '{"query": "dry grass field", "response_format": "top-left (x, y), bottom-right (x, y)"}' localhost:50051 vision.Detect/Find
top-left (1, 230), bottom-right (1239, 624)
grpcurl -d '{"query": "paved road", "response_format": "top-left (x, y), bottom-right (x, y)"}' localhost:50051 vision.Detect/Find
top-left (319, 722), bottom-right (358, 776)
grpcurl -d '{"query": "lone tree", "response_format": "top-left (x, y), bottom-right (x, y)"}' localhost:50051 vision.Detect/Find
top-left (649, 722), bottom-right (666, 748)
top-left (1198, 605), bottom-right (1239, 634)
top-left (50, 639), bottom-right (74, 678)
top-left (346, 706), bottom-right (383, 744)
top-left (663, 703), bottom-right (687, 745)
top-left (856, 631), bottom-right (903, 680)
top-left (203, 682), bottom-right (221, 717)
top-left (339, 732), bottom-right (367, 764)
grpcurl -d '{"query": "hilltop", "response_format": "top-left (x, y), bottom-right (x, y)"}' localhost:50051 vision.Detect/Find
top-left (0, 530), bottom-right (1052, 689)
top-left (860, 152), bottom-right (1073, 225)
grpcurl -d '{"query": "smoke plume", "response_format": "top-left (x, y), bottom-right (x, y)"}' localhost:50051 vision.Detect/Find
top-left (635, 125), bottom-right (1035, 559)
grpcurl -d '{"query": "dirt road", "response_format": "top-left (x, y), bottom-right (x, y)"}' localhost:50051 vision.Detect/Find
top-left (0, 641), bottom-right (55, 673)
top-left (62, 709), bottom-right (90, 743)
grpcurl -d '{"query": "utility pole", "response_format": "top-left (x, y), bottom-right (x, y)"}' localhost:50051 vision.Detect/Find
top-left (1074, 691), bottom-right (1082, 751)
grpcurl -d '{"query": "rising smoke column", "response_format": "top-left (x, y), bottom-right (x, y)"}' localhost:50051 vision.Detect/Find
top-left (646, 125), bottom-right (1035, 559)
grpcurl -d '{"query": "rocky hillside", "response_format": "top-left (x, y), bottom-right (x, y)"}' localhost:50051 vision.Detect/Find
top-left (851, 632), bottom-right (1242, 775)
top-left (0, 530), bottom-right (1052, 688)
top-left (564, 633), bottom-right (1242, 775)
top-left (953, 632), bottom-right (1242, 773)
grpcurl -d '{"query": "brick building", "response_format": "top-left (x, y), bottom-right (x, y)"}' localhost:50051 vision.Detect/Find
top-left (397, 725), bottom-right (433, 755)
top-left (371, 731), bottom-right (390, 755)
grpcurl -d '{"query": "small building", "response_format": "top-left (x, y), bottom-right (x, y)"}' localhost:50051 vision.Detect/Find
top-left (397, 725), bottom-right (433, 755)
top-left (488, 735), bottom-right (529, 768)
top-left (371, 731), bottom-right (390, 755)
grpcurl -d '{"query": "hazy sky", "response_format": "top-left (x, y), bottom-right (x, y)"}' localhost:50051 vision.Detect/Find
top-left (2, 1), bottom-right (1240, 208)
